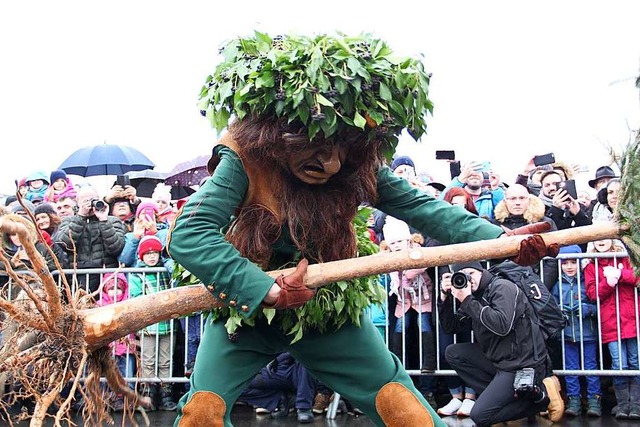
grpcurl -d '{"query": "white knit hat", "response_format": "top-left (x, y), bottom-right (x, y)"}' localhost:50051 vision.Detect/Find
top-left (382, 217), bottom-right (411, 243)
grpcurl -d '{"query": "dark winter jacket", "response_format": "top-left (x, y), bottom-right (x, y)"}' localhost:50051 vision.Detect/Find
top-left (53, 214), bottom-right (126, 269)
top-left (439, 270), bottom-right (548, 372)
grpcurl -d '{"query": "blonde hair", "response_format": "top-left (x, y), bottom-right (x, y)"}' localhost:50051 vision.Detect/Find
top-left (588, 238), bottom-right (626, 253)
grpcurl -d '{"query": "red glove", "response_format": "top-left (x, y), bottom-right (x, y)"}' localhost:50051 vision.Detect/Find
top-left (504, 222), bottom-right (551, 236)
top-left (272, 259), bottom-right (315, 310)
top-left (513, 235), bottom-right (560, 266)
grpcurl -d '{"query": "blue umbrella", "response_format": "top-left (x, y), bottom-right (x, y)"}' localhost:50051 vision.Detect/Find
top-left (58, 143), bottom-right (155, 177)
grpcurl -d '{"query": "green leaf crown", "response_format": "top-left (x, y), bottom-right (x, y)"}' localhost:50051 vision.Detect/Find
top-left (198, 31), bottom-right (433, 151)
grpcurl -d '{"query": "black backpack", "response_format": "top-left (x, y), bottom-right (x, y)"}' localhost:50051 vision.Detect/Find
top-left (489, 260), bottom-right (566, 342)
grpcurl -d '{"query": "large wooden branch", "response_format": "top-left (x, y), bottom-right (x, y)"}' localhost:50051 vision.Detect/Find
top-left (80, 221), bottom-right (625, 350)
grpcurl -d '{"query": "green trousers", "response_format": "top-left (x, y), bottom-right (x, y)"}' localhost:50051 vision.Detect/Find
top-left (174, 314), bottom-right (444, 427)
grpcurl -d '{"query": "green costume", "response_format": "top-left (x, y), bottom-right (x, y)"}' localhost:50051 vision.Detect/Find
top-left (168, 143), bottom-right (504, 427)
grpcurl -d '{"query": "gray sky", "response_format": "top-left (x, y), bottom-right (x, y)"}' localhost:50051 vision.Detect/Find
top-left (1, 0), bottom-right (639, 196)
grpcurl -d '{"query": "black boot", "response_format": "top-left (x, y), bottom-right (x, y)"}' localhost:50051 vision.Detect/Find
top-left (391, 332), bottom-right (404, 362)
top-left (614, 383), bottom-right (630, 419)
top-left (420, 331), bottom-right (437, 373)
top-left (158, 383), bottom-right (177, 411)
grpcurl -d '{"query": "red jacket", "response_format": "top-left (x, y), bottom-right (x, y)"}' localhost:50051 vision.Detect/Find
top-left (584, 256), bottom-right (639, 344)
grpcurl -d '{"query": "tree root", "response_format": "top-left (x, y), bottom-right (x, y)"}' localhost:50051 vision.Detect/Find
top-left (0, 213), bottom-right (151, 427)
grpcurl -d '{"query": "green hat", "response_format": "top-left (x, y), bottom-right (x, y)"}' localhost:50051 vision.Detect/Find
top-left (199, 31), bottom-right (433, 154)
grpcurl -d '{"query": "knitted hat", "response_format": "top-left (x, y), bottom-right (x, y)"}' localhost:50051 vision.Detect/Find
top-left (138, 235), bottom-right (162, 259)
top-left (8, 200), bottom-right (36, 216)
top-left (382, 217), bottom-right (411, 243)
top-left (136, 201), bottom-right (158, 218)
top-left (50, 169), bottom-right (68, 183)
top-left (34, 202), bottom-right (57, 216)
top-left (17, 177), bottom-right (27, 187)
top-left (4, 195), bottom-right (17, 206)
top-left (151, 184), bottom-right (171, 203)
top-left (451, 261), bottom-right (484, 273)
top-left (390, 155), bottom-right (415, 172)
top-left (559, 244), bottom-right (582, 255)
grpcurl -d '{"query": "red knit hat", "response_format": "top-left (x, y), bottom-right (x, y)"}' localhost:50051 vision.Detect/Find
top-left (138, 235), bottom-right (162, 259)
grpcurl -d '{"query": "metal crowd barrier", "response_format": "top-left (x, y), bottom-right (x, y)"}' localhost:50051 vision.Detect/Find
top-left (1, 253), bottom-right (639, 394)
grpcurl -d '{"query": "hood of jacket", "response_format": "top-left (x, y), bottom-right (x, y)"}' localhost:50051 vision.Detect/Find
top-left (493, 194), bottom-right (546, 224)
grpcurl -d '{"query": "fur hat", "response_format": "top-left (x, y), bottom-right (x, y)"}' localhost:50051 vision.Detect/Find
top-left (390, 155), bottom-right (415, 172)
top-left (382, 217), bottom-right (411, 243)
top-left (136, 201), bottom-right (158, 218)
top-left (50, 170), bottom-right (68, 183)
top-left (34, 202), bottom-right (57, 216)
top-left (451, 261), bottom-right (484, 273)
top-left (138, 235), bottom-right (162, 259)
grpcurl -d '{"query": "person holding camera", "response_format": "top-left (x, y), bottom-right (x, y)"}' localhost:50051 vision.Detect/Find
top-left (440, 160), bottom-right (504, 220)
top-left (104, 175), bottom-right (141, 232)
top-left (53, 185), bottom-right (126, 293)
top-left (438, 260), bottom-right (564, 426)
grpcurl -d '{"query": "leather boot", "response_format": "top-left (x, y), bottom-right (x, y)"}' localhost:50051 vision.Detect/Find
top-left (420, 331), bottom-right (437, 373)
top-left (614, 383), bottom-right (630, 419)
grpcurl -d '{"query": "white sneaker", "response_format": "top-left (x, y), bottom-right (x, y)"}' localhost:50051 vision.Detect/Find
top-left (255, 407), bottom-right (271, 414)
top-left (457, 398), bottom-right (475, 417)
top-left (437, 398), bottom-right (463, 416)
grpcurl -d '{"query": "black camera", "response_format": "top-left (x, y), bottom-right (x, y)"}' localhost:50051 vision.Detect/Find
top-left (91, 199), bottom-right (107, 211)
top-left (451, 271), bottom-right (471, 289)
top-left (513, 368), bottom-right (536, 398)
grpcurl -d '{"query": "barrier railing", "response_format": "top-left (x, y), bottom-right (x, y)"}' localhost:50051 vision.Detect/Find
top-left (1, 252), bottom-right (639, 383)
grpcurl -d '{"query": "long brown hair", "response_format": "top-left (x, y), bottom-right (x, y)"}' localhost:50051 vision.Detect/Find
top-left (442, 187), bottom-right (478, 215)
top-left (226, 116), bottom-right (384, 267)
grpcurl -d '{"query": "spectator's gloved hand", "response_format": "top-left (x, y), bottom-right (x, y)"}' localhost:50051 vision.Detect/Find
top-left (504, 222), bottom-right (552, 236)
top-left (512, 235), bottom-right (560, 266)
top-left (272, 259), bottom-right (315, 310)
top-left (603, 265), bottom-right (621, 287)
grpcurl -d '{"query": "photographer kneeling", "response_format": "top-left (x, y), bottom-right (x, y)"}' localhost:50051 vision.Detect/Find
top-left (438, 261), bottom-right (563, 426)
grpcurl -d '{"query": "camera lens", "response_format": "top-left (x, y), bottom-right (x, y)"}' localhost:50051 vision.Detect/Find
top-left (451, 272), bottom-right (469, 289)
top-left (91, 199), bottom-right (107, 211)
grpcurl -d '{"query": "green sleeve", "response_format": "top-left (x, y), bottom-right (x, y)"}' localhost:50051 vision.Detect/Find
top-left (375, 166), bottom-right (504, 244)
top-left (168, 145), bottom-right (275, 318)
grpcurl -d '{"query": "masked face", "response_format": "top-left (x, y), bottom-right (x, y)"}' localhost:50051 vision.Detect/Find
top-left (284, 142), bottom-right (349, 185)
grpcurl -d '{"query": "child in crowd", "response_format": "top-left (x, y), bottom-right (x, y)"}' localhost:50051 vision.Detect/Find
top-left (584, 238), bottom-right (640, 419)
top-left (129, 235), bottom-right (177, 412)
top-left (44, 169), bottom-right (77, 204)
top-left (383, 218), bottom-right (437, 377)
top-left (97, 273), bottom-right (138, 411)
top-left (152, 184), bottom-right (177, 225)
top-left (551, 245), bottom-right (601, 417)
top-left (24, 170), bottom-right (50, 202)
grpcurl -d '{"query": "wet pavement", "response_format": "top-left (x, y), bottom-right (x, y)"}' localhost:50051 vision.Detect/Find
top-left (14, 403), bottom-right (633, 426)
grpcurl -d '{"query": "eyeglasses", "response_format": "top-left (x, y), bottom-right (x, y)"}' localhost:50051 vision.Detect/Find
top-left (505, 196), bottom-right (528, 202)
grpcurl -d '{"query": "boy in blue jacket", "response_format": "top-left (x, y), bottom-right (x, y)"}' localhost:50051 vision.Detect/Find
top-left (552, 245), bottom-right (601, 417)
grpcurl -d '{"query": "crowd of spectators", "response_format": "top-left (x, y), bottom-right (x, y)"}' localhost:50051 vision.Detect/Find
top-left (0, 151), bottom-right (638, 424)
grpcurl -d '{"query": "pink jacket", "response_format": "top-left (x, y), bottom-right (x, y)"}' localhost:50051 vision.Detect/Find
top-left (43, 178), bottom-right (77, 203)
top-left (584, 256), bottom-right (639, 344)
top-left (97, 273), bottom-right (137, 356)
top-left (391, 268), bottom-right (433, 318)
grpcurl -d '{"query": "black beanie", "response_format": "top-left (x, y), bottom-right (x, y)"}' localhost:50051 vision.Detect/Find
top-left (35, 202), bottom-right (57, 216)
top-left (451, 260), bottom-right (484, 273)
